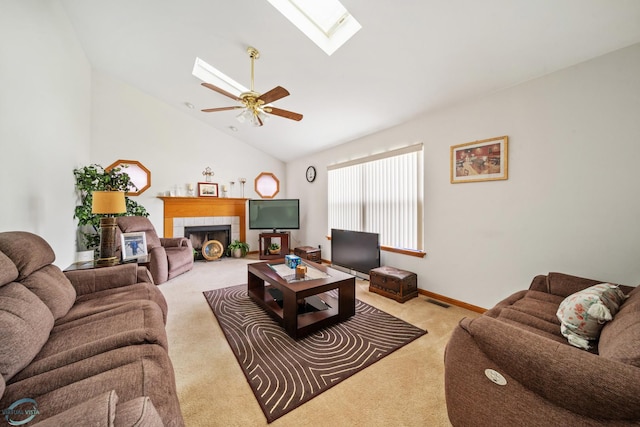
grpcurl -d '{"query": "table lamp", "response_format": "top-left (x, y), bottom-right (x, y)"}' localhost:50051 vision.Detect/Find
top-left (92, 191), bottom-right (126, 265)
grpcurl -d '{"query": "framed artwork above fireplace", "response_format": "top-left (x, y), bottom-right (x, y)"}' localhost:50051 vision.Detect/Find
top-left (198, 182), bottom-right (219, 197)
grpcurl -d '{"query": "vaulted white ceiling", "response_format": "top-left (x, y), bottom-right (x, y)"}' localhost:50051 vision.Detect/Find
top-left (61, 0), bottom-right (640, 162)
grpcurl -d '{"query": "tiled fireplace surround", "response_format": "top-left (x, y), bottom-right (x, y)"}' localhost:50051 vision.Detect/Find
top-left (172, 216), bottom-right (240, 241)
top-left (158, 197), bottom-right (248, 243)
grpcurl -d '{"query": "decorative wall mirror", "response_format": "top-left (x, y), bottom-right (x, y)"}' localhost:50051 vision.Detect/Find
top-left (254, 172), bottom-right (280, 198)
top-left (106, 159), bottom-right (151, 196)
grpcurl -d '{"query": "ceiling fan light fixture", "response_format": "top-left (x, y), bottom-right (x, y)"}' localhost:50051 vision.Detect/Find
top-left (236, 108), bottom-right (253, 123)
top-left (200, 47), bottom-right (303, 125)
top-left (257, 109), bottom-right (270, 124)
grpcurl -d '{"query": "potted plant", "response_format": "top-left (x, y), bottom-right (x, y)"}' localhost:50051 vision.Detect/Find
top-left (268, 242), bottom-right (281, 255)
top-left (227, 240), bottom-right (250, 258)
top-left (73, 164), bottom-right (148, 254)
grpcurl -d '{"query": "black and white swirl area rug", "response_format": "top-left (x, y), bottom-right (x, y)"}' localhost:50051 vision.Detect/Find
top-left (203, 284), bottom-right (427, 423)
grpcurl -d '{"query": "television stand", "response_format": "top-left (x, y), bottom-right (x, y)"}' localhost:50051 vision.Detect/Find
top-left (259, 232), bottom-right (290, 260)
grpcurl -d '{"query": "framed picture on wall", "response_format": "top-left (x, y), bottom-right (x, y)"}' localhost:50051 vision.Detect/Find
top-left (198, 182), bottom-right (219, 197)
top-left (450, 136), bottom-right (508, 183)
top-left (121, 232), bottom-right (148, 261)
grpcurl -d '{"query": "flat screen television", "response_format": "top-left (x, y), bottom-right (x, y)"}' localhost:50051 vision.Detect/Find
top-left (331, 229), bottom-right (380, 275)
top-left (249, 199), bottom-right (300, 232)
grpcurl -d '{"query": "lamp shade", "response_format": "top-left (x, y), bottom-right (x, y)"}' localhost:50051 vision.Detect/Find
top-left (92, 191), bottom-right (126, 214)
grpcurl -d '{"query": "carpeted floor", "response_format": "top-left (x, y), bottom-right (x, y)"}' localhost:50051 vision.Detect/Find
top-left (159, 257), bottom-right (481, 426)
top-left (204, 284), bottom-right (427, 423)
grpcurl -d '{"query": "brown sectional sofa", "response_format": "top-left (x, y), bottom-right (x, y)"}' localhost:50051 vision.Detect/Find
top-left (0, 231), bottom-right (184, 426)
top-left (444, 272), bottom-right (640, 426)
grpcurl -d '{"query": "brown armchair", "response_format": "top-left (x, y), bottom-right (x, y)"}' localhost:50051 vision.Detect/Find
top-left (116, 216), bottom-right (193, 284)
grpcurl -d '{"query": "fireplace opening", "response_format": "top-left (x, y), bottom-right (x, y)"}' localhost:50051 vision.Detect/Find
top-left (185, 225), bottom-right (231, 260)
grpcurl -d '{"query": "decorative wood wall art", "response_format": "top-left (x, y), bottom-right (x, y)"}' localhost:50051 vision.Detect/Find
top-left (106, 159), bottom-right (151, 196)
top-left (254, 172), bottom-right (280, 198)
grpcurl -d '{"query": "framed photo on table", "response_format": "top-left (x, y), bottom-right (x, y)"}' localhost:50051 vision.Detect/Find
top-left (121, 232), bottom-right (148, 261)
top-left (198, 182), bottom-right (219, 197)
top-left (450, 136), bottom-right (508, 183)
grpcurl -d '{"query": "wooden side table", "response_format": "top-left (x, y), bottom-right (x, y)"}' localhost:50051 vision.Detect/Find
top-left (258, 232), bottom-right (289, 260)
top-left (64, 255), bottom-right (151, 272)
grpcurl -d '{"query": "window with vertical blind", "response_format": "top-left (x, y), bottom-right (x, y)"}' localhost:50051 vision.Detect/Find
top-left (327, 144), bottom-right (423, 251)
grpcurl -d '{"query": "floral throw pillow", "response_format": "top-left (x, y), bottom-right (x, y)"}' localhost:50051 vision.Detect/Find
top-left (556, 283), bottom-right (627, 350)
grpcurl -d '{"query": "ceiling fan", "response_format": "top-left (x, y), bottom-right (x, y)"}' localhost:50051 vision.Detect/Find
top-left (201, 47), bottom-right (303, 127)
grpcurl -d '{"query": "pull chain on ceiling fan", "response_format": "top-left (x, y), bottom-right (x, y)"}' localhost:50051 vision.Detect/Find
top-left (201, 46), bottom-right (303, 127)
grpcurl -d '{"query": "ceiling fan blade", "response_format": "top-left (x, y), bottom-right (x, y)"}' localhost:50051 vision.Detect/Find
top-left (267, 107), bottom-right (303, 121)
top-left (258, 86), bottom-right (290, 104)
top-left (201, 82), bottom-right (241, 101)
top-left (201, 106), bottom-right (242, 113)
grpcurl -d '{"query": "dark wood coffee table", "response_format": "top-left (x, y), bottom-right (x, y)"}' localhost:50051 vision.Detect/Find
top-left (247, 260), bottom-right (355, 339)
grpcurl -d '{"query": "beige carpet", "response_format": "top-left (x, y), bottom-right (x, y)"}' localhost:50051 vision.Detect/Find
top-left (159, 257), bottom-right (480, 426)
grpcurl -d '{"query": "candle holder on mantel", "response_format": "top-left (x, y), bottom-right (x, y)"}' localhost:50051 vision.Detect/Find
top-left (239, 177), bottom-right (247, 198)
top-left (202, 167), bottom-right (214, 183)
top-left (229, 181), bottom-right (235, 198)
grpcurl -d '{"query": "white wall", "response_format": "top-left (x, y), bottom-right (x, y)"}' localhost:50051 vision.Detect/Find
top-left (288, 43), bottom-right (640, 309)
top-left (0, 0), bottom-right (91, 268)
top-left (0, 1), bottom-right (284, 265)
top-left (89, 71), bottom-right (286, 248)
top-left (4, 3), bottom-right (639, 309)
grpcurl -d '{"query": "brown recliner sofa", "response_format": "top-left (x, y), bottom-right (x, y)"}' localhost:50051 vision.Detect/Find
top-left (116, 216), bottom-right (193, 284)
top-left (444, 272), bottom-right (640, 426)
top-left (0, 231), bottom-right (184, 426)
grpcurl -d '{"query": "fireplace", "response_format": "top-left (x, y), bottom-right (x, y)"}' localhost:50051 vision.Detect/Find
top-left (158, 197), bottom-right (247, 244)
top-left (185, 225), bottom-right (231, 260)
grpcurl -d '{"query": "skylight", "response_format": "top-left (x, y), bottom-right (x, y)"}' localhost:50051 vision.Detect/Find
top-left (192, 57), bottom-right (248, 96)
top-left (268, 0), bottom-right (362, 56)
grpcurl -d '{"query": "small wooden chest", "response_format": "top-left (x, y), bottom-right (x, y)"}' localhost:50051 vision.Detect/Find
top-left (369, 266), bottom-right (418, 303)
top-left (293, 246), bottom-right (322, 262)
